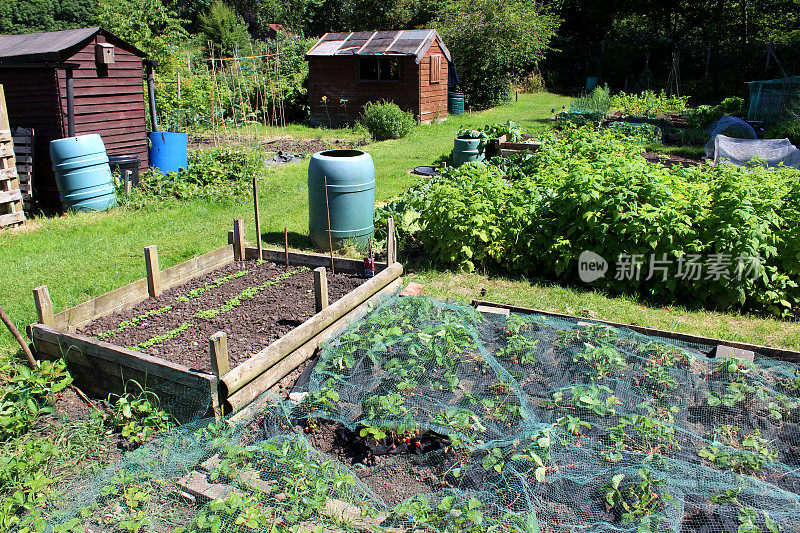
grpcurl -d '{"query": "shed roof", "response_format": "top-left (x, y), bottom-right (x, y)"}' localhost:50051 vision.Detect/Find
top-left (306, 30), bottom-right (451, 64)
top-left (0, 27), bottom-right (146, 63)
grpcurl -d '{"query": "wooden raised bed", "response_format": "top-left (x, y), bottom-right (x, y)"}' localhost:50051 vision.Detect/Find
top-left (29, 219), bottom-right (403, 419)
top-left (492, 134), bottom-right (543, 157)
top-left (471, 299), bottom-right (800, 364)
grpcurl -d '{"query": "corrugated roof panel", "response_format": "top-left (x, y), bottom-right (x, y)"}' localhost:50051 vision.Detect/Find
top-left (305, 29), bottom-right (450, 63)
top-left (359, 31), bottom-right (402, 55)
top-left (336, 36), bottom-right (370, 55)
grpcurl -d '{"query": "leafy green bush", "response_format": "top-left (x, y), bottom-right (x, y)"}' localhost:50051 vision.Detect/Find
top-left (687, 97), bottom-right (746, 129)
top-left (609, 90), bottom-right (689, 118)
top-left (398, 127), bottom-right (800, 317)
top-left (606, 122), bottom-right (662, 144)
top-left (119, 148), bottom-right (263, 207)
top-left (359, 101), bottom-right (415, 141)
top-left (767, 101), bottom-right (800, 144)
top-left (572, 84), bottom-right (611, 115)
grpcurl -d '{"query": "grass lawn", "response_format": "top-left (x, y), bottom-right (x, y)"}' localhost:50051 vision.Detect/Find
top-left (3, 91), bottom-right (799, 356)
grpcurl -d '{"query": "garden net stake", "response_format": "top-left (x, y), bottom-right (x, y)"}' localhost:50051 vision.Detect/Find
top-left (252, 175), bottom-right (262, 260)
top-left (0, 305), bottom-right (37, 369)
top-left (323, 175), bottom-right (335, 275)
top-left (284, 226), bottom-right (289, 269)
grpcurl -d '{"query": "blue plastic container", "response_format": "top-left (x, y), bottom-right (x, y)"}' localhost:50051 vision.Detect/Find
top-left (308, 150), bottom-right (375, 251)
top-left (50, 134), bottom-right (116, 211)
top-left (451, 137), bottom-right (485, 167)
top-left (448, 91), bottom-right (465, 115)
top-left (148, 131), bottom-right (188, 173)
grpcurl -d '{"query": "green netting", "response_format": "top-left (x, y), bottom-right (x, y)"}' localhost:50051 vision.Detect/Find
top-left (747, 76), bottom-right (800, 123)
top-left (37, 296), bottom-right (800, 533)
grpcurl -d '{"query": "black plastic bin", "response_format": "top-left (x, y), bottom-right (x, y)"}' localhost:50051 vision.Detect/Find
top-left (108, 154), bottom-right (140, 186)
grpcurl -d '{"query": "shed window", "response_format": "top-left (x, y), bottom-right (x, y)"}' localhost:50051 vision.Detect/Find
top-left (359, 57), bottom-right (400, 81)
top-left (430, 55), bottom-right (441, 84)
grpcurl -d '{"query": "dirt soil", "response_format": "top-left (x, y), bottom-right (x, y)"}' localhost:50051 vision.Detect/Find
top-left (189, 135), bottom-right (366, 155)
top-left (80, 260), bottom-right (365, 374)
top-left (299, 420), bottom-right (450, 507)
top-left (642, 151), bottom-right (704, 168)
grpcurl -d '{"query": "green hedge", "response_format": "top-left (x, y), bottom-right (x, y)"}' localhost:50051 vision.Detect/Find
top-left (395, 127), bottom-right (800, 317)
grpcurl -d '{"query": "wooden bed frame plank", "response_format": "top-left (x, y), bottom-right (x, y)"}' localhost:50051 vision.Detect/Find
top-left (471, 299), bottom-right (800, 363)
top-left (54, 244), bottom-right (234, 331)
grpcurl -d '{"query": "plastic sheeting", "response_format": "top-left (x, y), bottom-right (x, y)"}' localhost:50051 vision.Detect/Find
top-left (704, 115), bottom-right (757, 158)
top-left (713, 134), bottom-right (800, 168)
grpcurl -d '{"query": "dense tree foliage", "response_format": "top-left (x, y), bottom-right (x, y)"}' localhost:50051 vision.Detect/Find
top-left (438, 0), bottom-right (560, 108)
top-left (0, 0), bottom-right (99, 34)
top-left (545, 0), bottom-right (800, 100)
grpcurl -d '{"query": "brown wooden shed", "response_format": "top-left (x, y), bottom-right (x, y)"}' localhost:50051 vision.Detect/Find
top-left (306, 30), bottom-right (451, 126)
top-left (0, 27), bottom-right (148, 211)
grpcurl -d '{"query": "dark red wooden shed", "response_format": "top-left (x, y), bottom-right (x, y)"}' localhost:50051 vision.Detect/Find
top-left (306, 30), bottom-right (451, 126)
top-left (0, 27), bottom-right (148, 210)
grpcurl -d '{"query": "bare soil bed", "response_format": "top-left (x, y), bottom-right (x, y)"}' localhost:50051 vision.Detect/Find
top-left (80, 260), bottom-right (365, 374)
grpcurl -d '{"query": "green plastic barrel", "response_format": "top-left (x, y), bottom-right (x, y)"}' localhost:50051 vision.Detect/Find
top-left (448, 91), bottom-right (465, 115)
top-left (451, 137), bottom-right (485, 167)
top-left (50, 134), bottom-right (116, 211)
top-left (308, 149), bottom-right (375, 251)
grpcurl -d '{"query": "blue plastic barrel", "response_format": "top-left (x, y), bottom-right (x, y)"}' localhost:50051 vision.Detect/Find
top-left (308, 150), bottom-right (375, 251)
top-left (148, 132), bottom-right (188, 173)
top-left (448, 91), bottom-right (465, 115)
top-left (50, 134), bottom-right (116, 211)
top-left (451, 137), bottom-right (485, 167)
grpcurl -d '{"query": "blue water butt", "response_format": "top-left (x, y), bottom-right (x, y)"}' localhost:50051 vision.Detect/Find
top-left (50, 134), bottom-right (116, 212)
top-left (148, 132), bottom-right (188, 173)
top-left (308, 149), bottom-right (375, 251)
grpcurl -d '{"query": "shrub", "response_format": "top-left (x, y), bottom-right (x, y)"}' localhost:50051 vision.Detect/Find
top-left (359, 101), bottom-right (415, 141)
top-left (687, 97), bottom-right (746, 129)
top-left (119, 148), bottom-right (263, 208)
top-left (395, 127), bottom-right (800, 317)
top-left (767, 101), bottom-right (800, 144)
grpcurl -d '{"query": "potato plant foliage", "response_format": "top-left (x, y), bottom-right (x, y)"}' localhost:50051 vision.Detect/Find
top-left (402, 127), bottom-right (800, 316)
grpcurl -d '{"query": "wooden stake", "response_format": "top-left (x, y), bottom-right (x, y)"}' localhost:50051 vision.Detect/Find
top-left (233, 218), bottom-right (245, 261)
top-left (0, 305), bottom-right (37, 369)
top-left (209, 331), bottom-right (230, 377)
top-left (313, 267), bottom-right (329, 313)
top-left (144, 245), bottom-right (162, 297)
top-left (284, 226), bottom-right (289, 268)
top-left (387, 216), bottom-right (397, 265)
top-left (32, 286), bottom-right (55, 327)
top-left (323, 175), bottom-right (335, 274)
top-left (124, 170), bottom-right (132, 195)
top-left (252, 176), bottom-right (262, 260)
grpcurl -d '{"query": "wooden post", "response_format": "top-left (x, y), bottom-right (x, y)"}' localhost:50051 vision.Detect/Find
top-left (32, 286), bottom-right (55, 327)
top-left (252, 176), bottom-right (262, 260)
top-left (233, 218), bottom-right (245, 261)
top-left (313, 267), bottom-right (328, 313)
top-left (387, 216), bottom-right (397, 265)
top-left (209, 331), bottom-right (230, 377)
top-left (144, 245), bottom-right (162, 298)
top-left (124, 170), bottom-right (132, 195)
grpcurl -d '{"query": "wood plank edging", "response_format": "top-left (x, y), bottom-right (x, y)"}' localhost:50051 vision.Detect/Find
top-left (30, 324), bottom-right (216, 390)
top-left (470, 299), bottom-right (800, 363)
top-left (52, 244), bottom-right (235, 330)
top-left (246, 246), bottom-right (388, 274)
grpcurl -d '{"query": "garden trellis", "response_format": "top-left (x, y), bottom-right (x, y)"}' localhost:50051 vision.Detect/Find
top-left (207, 41), bottom-right (287, 146)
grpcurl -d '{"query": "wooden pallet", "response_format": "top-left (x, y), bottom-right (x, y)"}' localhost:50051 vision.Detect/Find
top-left (12, 127), bottom-right (33, 211)
top-left (0, 85), bottom-right (25, 228)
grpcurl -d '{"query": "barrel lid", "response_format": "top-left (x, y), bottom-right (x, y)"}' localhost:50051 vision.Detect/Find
top-left (108, 154), bottom-right (140, 163)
